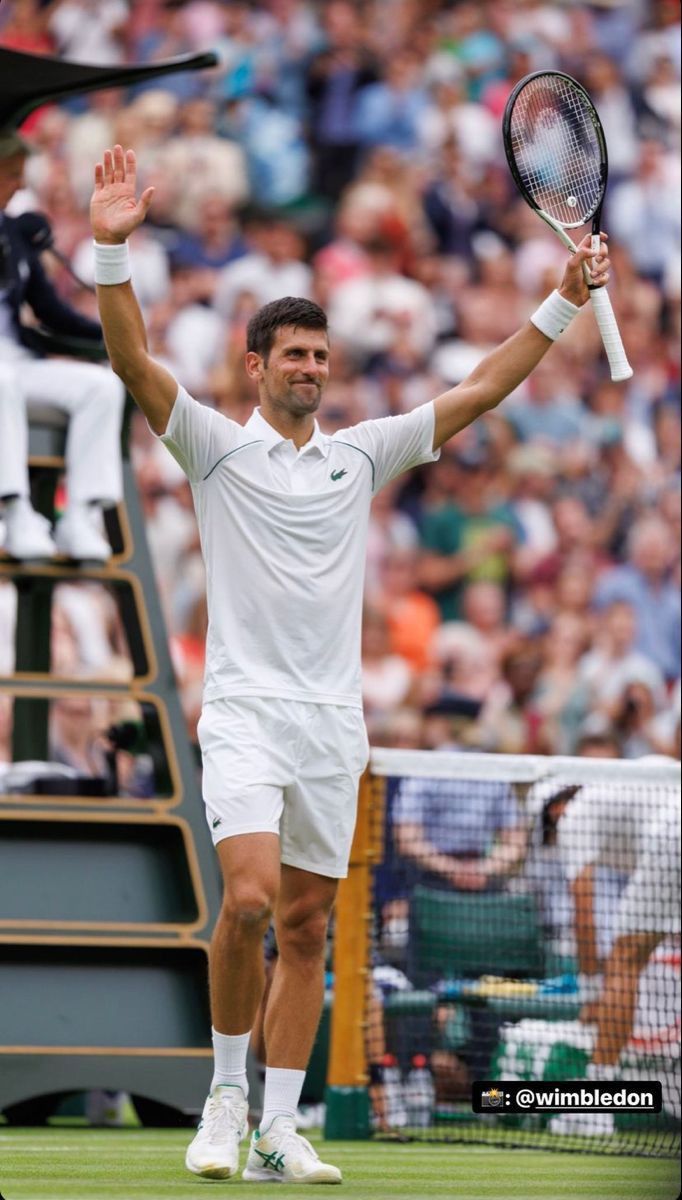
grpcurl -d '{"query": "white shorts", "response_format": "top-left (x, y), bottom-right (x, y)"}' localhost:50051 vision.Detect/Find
top-left (616, 826), bottom-right (681, 937)
top-left (197, 696), bottom-right (370, 878)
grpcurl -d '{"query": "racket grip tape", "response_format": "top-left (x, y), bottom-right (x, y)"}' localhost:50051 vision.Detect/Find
top-left (589, 286), bottom-right (633, 382)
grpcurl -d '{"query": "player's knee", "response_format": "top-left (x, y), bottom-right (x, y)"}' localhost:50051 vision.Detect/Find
top-left (278, 905), bottom-right (330, 962)
top-left (221, 885), bottom-right (275, 934)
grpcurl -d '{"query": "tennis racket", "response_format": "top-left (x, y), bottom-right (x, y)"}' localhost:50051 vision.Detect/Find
top-left (503, 70), bottom-right (633, 382)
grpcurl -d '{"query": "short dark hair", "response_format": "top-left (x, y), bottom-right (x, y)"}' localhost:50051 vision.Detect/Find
top-left (246, 297), bottom-right (328, 361)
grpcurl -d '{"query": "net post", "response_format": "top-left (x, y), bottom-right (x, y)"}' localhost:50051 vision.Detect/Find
top-left (324, 767), bottom-right (385, 1139)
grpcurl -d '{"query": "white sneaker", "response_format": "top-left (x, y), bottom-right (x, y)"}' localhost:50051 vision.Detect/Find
top-left (185, 1085), bottom-right (249, 1180)
top-left (548, 1111), bottom-right (615, 1137)
top-left (243, 1115), bottom-right (342, 1184)
top-left (1, 500), bottom-right (56, 559)
top-left (54, 507), bottom-right (111, 562)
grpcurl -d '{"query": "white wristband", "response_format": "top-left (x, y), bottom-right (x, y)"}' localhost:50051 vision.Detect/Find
top-left (530, 289), bottom-right (580, 341)
top-left (93, 240), bottom-right (131, 286)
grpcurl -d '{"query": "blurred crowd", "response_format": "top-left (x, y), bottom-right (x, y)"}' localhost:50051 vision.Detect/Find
top-left (0, 0), bottom-right (680, 766)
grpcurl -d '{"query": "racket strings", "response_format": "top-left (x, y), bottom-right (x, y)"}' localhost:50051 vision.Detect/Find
top-left (510, 75), bottom-right (603, 226)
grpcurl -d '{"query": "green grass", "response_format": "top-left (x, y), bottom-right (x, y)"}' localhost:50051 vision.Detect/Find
top-left (0, 1130), bottom-right (679, 1200)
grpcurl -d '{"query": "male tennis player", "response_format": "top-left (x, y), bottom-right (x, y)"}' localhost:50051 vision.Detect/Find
top-left (550, 774), bottom-right (680, 1137)
top-left (90, 145), bottom-right (609, 1183)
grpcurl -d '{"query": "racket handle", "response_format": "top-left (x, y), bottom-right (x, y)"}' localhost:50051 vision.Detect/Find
top-left (589, 286), bottom-right (634, 382)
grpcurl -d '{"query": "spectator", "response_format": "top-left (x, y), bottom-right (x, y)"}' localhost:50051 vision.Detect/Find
top-left (132, 0), bottom-right (204, 102)
top-left (421, 138), bottom-right (480, 260)
top-left (392, 695), bottom-right (526, 894)
top-left (305, 0), bottom-right (378, 200)
top-left (354, 51), bottom-right (430, 156)
top-left (166, 193), bottom-right (247, 272)
top-left (611, 676), bottom-right (675, 759)
top-left (579, 601), bottom-right (667, 716)
top-left (328, 234), bottom-right (438, 367)
top-left (373, 546), bottom-right (440, 674)
top-left (420, 71), bottom-right (498, 165)
top-left (505, 357), bottom-right (586, 448)
top-left (608, 139), bottom-right (681, 283)
top-left (48, 0), bottom-right (129, 66)
top-left (221, 91), bottom-right (310, 209)
top-left (365, 477), bottom-right (419, 593)
top-left (460, 579), bottom-right (515, 667)
top-left (594, 515), bottom-right (680, 682)
top-left (581, 53), bottom-right (639, 179)
top-left (507, 443), bottom-right (559, 579)
top-left (480, 640), bottom-right (545, 755)
top-left (361, 604), bottom-right (414, 737)
top-left (157, 97), bottom-right (250, 225)
top-left (532, 612), bottom-right (591, 754)
top-left (418, 446), bottom-right (520, 621)
top-left (49, 694), bottom-right (109, 776)
top-left (0, 0), bottom-right (55, 56)
top-left (574, 714), bottom-right (622, 760)
top-left (213, 213), bottom-right (312, 323)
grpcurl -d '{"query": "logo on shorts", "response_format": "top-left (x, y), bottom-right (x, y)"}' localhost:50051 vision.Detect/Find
top-left (330, 469), bottom-right (347, 481)
top-left (212, 816), bottom-right (222, 829)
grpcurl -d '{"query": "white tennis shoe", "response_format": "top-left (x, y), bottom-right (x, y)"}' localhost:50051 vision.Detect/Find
top-left (1, 500), bottom-right (56, 560)
top-left (54, 507), bottom-right (112, 562)
top-left (243, 1115), bottom-right (342, 1184)
top-left (185, 1085), bottom-right (249, 1179)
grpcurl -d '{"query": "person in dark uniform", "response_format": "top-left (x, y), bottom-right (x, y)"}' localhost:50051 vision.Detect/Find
top-left (0, 130), bottom-right (125, 561)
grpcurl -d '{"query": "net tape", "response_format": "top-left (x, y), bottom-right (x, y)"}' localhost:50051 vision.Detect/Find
top-left (370, 749), bottom-right (681, 787)
top-left (509, 74), bottom-right (604, 227)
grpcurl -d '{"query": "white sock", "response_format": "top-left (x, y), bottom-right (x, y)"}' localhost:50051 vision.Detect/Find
top-left (210, 1027), bottom-right (251, 1098)
top-left (587, 1061), bottom-right (617, 1082)
top-left (260, 1067), bottom-right (306, 1131)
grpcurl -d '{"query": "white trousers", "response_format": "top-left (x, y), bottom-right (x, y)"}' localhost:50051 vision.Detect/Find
top-left (0, 349), bottom-right (125, 506)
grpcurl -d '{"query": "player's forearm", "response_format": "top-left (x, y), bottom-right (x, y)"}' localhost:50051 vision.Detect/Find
top-left (572, 868), bottom-right (600, 976)
top-left (464, 322), bottom-right (555, 412)
top-left (95, 279), bottom-right (149, 383)
top-left (432, 322), bottom-right (553, 448)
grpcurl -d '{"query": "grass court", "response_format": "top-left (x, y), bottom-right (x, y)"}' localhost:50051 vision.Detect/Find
top-left (0, 1128), bottom-right (679, 1200)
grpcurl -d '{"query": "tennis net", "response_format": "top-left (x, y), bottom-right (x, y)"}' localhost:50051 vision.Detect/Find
top-left (362, 750), bottom-right (680, 1157)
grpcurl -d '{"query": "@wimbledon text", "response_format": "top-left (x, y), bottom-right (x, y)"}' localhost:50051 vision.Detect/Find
top-left (472, 1081), bottom-right (662, 1114)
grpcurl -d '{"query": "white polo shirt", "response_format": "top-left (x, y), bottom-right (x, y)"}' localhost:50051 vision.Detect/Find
top-left (557, 784), bottom-right (680, 881)
top-left (160, 386), bottom-right (439, 707)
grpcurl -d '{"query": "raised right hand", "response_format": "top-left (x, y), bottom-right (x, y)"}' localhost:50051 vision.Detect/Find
top-left (90, 144), bottom-right (155, 245)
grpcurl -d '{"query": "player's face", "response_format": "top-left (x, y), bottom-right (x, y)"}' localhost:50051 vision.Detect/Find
top-left (252, 325), bottom-right (330, 418)
top-left (0, 152), bottom-right (26, 210)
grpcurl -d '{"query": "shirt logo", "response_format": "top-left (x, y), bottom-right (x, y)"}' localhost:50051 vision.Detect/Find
top-left (212, 817), bottom-right (222, 829)
top-left (330, 469), bottom-right (347, 482)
